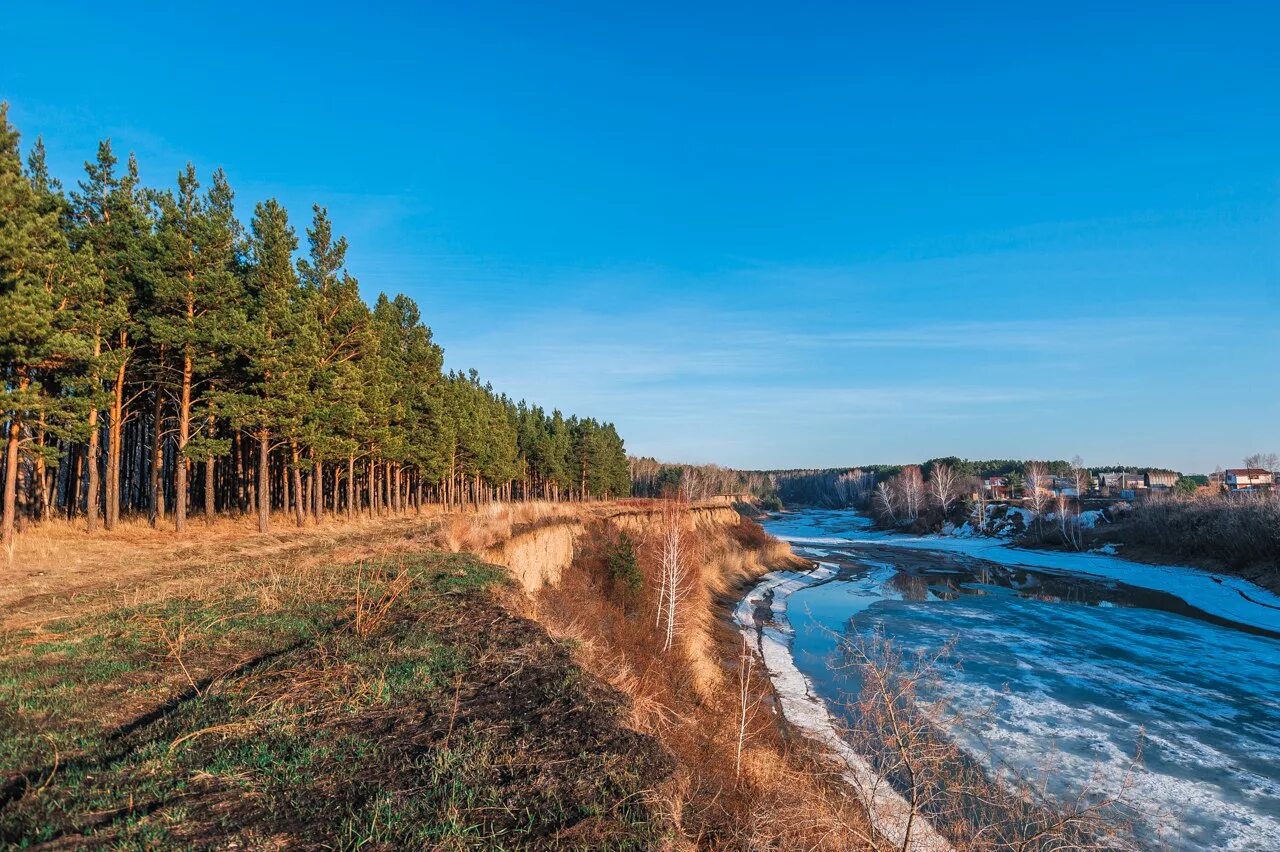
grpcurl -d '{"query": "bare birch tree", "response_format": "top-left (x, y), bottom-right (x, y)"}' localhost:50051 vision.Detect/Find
top-left (928, 463), bottom-right (959, 515)
top-left (655, 498), bottom-right (690, 653)
top-left (874, 481), bottom-right (898, 524)
top-left (898, 465), bottom-right (924, 521)
top-left (969, 476), bottom-right (988, 531)
top-left (1024, 461), bottom-right (1050, 530)
top-left (1069, 456), bottom-right (1089, 501)
top-left (735, 635), bottom-right (765, 779)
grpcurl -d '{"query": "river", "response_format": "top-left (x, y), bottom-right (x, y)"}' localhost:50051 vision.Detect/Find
top-left (756, 508), bottom-right (1280, 850)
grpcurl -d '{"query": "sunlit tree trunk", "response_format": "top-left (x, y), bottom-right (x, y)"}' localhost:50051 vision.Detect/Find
top-left (256, 428), bottom-right (271, 533)
top-left (105, 354), bottom-right (127, 529)
top-left (289, 441), bottom-right (304, 527)
top-left (2, 414), bottom-right (21, 551)
top-left (347, 455), bottom-right (356, 520)
top-left (149, 388), bottom-right (164, 526)
top-left (204, 415), bottom-right (216, 523)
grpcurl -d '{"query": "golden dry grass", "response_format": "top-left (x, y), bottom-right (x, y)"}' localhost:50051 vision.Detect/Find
top-left (2, 511), bottom-right (445, 631)
top-left (3, 498), bottom-right (876, 849)
top-left (1, 499), bottom-right (679, 630)
top-left (529, 512), bottom-right (877, 850)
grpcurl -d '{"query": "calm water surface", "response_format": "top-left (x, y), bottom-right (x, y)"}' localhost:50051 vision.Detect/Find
top-left (762, 509), bottom-right (1280, 850)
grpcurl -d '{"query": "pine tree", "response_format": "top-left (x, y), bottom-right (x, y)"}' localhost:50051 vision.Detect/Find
top-left (223, 199), bottom-right (308, 532)
top-left (3, 108), bottom-right (638, 537)
top-left (0, 105), bottom-right (93, 549)
top-left (298, 206), bottom-right (368, 519)
top-left (152, 164), bottom-right (244, 530)
top-left (71, 141), bottom-right (155, 529)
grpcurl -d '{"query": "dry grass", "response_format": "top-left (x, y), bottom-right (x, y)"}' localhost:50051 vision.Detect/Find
top-left (531, 512), bottom-right (877, 850)
top-left (1110, 492), bottom-right (1280, 572)
top-left (3, 511), bottom-right (443, 626)
top-left (1, 501), bottom-right (677, 631)
top-left (1, 544), bottom-right (670, 848)
top-left (3, 498), bottom-right (874, 848)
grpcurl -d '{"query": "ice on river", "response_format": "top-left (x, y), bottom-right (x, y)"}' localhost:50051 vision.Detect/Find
top-left (760, 509), bottom-right (1280, 851)
top-left (764, 509), bottom-right (1280, 634)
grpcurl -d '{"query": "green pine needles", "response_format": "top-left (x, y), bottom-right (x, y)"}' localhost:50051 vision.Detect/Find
top-left (0, 104), bottom-right (631, 545)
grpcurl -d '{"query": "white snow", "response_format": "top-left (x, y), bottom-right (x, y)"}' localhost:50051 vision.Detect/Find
top-left (764, 508), bottom-right (1280, 633)
top-left (831, 533), bottom-right (1280, 634)
top-left (1078, 509), bottom-right (1105, 529)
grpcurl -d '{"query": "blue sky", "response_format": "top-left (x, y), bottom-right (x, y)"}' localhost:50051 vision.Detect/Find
top-left (4, 2), bottom-right (1277, 472)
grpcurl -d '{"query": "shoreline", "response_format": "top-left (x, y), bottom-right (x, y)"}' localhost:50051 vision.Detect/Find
top-left (735, 559), bottom-right (955, 851)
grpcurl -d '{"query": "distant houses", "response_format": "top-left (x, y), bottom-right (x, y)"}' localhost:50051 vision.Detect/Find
top-left (1049, 476), bottom-right (1079, 497)
top-left (1096, 472), bottom-right (1146, 497)
top-left (969, 464), bottom-right (1275, 503)
top-left (1224, 468), bottom-right (1275, 492)
top-left (982, 476), bottom-right (1010, 500)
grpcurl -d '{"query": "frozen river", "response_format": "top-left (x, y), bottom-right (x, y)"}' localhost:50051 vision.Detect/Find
top-left (760, 509), bottom-right (1280, 850)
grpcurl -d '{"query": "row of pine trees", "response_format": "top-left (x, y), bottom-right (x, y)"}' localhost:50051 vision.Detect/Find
top-left (1, 105), bottom-right (631, 546)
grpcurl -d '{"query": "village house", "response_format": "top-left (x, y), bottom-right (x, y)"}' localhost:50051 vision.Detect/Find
top-left (1224, 468), bottom-right (1275, 492)
top-left (1096, 472), bottom-right (1146, 495)
top-left (982, 476), bottom-right (1011, 500)
top-left (1049, 476), bottom-right (1080, 497)
top-left (1095, 472), bottom-right (1122, 492)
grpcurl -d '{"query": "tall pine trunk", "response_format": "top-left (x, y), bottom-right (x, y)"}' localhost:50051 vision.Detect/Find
top-left (33, 417), bottom-right (48, 522)
top-left (384, 462), bottom-right (393, 514)
top-left (105, 354), bottom-right (126, 529)
top-left (256, 428), bottom-right (271, 533)
top-left (150, 389), bottom-right (164, 526)
top-left (175, 348), bottom-right (193, 532)
top-left (85, 334), bottom-right (103, 533)
top-left (289, 441), bottom-right (304, 527)
top-left (2, 414), bottom-right (20, 551)
top-left (204, 415), bottom-right (216, 523)
top-left (310, 455), bottom-right (320, 521)
top-left (86, 408), bottom-right (101, 532)
top-left (347, 455), bottom-right (355, 520)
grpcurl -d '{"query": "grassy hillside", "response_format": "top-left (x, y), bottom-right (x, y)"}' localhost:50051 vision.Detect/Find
top-left (2, 549), bottom-right (668, 848)
top-left (1, 503), bottom-right (873, 850)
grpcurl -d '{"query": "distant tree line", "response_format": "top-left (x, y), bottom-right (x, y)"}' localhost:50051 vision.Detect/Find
top-left (628, 458), bottom-right (771, 501)
top-left (1, 106), bottom-right (630, 546)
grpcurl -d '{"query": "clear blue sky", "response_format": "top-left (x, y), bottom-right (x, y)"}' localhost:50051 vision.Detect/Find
top-left (4, 2), bottom-right (1277, 473)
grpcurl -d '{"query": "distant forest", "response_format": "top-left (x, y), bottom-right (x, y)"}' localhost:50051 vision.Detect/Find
top-left (629, 458), bottom-right (771, 501)
top-left (1, 106), bottom-right (630, 545)
top-left (633, 457), bottom-right (1210, 510)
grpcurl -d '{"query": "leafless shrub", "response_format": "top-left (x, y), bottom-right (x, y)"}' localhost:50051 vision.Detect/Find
top-left (836, 630), bottom-right (1140, 850)
top-left (1118, 491), bottom-right (1280, 569)
top-left (351, 562), bottom-right (413, 638)
top-left (1055, 494), bottom-right (1085, 551)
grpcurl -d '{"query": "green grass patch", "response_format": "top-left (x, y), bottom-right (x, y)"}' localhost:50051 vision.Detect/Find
top-left (1, 551), bottom-right (666, 849)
